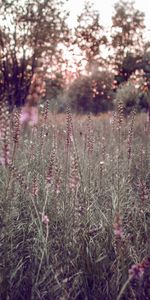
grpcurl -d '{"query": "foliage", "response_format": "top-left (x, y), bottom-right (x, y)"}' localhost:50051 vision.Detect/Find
top-left (68, 71), bottom-right (114, 114)
top-left (45, 73), bottom-right (65, 100)
top-left (67, 75), bottom-right (93, 113)
top-left (0, 0), bottom-right (69, 108)
top-left (74, 1), bottom-right (107, 74)
top-left (0, 0), bottom-right (149, 112)
top-left (142, 49), bottom-right (150, 92)
top-left (137, 92), bottom-right (149, 112)
top-left (115, 81), bottom-right (138, 114)
top-left (115, 80), bottom-right (149, 114)
top-left (111, 0), bottom-right (145, 85)
top-left (114, 52), bottom-right (141, 85)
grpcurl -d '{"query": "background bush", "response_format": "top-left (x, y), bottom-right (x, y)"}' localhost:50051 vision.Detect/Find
top-left (115, 81), bottom-right (138, 115)
top-left (115, 80), bottom-right (149, 115)
top-left (67, 71), bottom-right (114, 114)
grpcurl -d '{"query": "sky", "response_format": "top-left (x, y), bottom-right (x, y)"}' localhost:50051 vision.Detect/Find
top-left (65, 0), bottom-right (150, 33)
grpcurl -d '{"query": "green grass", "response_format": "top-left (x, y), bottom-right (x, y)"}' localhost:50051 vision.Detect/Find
top-left (0, 108), bottom-right (150, 300)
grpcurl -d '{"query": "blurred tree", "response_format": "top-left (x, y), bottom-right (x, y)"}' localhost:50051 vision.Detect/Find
top-left (114, 52), bottom-right (142, 85)
top-left (68, 75), bottom-right (93, 113)
top-left (74, 1), bottom-right (107, 74)
top-left (142, 49), bottom-right (150, 91)
top-left (90, 71), bottom-right (114, 114)
top-left (111, 0), bottom-right (145, 85)
top-left (68, 70), bottom-right (114, 114)
top-left (0, 0), bottom-right (70, 108)
top-left (45, 72), bottom-right (65, 100)
top-left (141, 45), bottom-right (150, 119)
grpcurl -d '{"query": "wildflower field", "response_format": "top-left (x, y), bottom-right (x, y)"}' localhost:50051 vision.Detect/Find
top-left (0, 103), bottom-right (150, 300)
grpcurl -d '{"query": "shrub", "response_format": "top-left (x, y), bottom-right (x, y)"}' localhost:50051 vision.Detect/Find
top-left (137, 92), bottom-right (149, 112)
top-left (115, 81), bottom-right (139, 115)
top-left (68, 71), bottom-right (114, 114)
top-left (68, 75), bottom-right (93, 113)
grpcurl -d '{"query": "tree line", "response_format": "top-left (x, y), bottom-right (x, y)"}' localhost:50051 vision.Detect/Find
top-left (0, 0), bottom-right (150, 114)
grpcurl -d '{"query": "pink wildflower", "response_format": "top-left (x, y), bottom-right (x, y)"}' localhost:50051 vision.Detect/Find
top-left (113, 213), bottom-right (124, 238)
top-left (42, 213), bottom-right (49, 225)
top-left (20, 106), bottom-right (38, 126)
top-left (32, 177), bottom-right (39, 197)
top-left (114, 227), bottom-right (124, 238)
top-left (0, 157), bottom-right (6, 166)
top-left (129, 263), bottom-right (145, 280)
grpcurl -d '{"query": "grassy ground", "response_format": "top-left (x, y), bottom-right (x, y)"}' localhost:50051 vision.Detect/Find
top-left (0, 105), bottom-right (150, 299)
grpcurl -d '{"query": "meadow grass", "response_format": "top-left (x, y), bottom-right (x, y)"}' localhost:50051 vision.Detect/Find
top-left (0, 105), bottom-right (150, 300)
